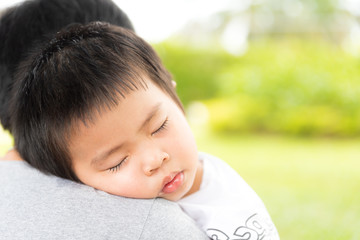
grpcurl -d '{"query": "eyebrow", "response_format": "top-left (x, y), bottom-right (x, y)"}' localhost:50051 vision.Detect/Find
top-left (138, 103), bottom-right (162, 133)
top-left (90, 103), bottom-right (162, 166)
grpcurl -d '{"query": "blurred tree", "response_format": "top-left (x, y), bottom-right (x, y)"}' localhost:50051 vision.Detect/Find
top-left (157, 0), bottom-right (360, 137)
top-left (171, 0), bottom-right (360, 55)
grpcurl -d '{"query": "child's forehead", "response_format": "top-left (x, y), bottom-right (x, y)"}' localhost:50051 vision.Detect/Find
top-left (73, 78), bottom-right (166, 123)
top-left (69, 80), bottom-right (170, 137)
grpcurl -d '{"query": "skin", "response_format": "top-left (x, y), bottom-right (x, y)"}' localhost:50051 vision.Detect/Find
top-left (0, 149), bottom-right (22, 161)
top-left (69, 78), bottom-right (203, 201)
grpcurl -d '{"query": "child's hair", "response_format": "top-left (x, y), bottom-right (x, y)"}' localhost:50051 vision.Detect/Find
top-left (0, 0), bottom-right (134, 132)
top-left (10, 22), bottom-right (183, 181)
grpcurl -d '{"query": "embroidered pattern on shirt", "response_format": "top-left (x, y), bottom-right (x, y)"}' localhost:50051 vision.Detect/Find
top-left (206, 213), bottom-right (278, 240)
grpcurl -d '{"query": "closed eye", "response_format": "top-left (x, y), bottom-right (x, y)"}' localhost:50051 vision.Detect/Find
top-left (108, 156), bottom-right (128, 173)
top-left (152, 118), bottom-right (168, 136)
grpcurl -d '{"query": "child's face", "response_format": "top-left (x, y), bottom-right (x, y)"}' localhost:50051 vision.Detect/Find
top-left (69, 78), bottom-right (200, 201)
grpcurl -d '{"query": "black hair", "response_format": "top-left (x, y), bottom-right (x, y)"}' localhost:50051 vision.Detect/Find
top-left (0, 0), bottom-right (134, 131)
top-left (11, 22), bottom-right (183, 181)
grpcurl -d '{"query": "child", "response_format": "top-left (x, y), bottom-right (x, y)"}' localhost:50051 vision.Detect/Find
top-left (11, 22), bottom-right (280, 239)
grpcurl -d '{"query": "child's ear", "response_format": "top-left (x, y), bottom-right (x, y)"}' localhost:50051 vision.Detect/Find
top-left (171, 80), bottom-right (177, 88)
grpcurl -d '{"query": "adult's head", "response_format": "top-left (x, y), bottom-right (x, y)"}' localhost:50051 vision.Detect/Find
top-left (11, 22), bottom-right (185, 182)
top-left (0, 0), bottom-right (134, 131)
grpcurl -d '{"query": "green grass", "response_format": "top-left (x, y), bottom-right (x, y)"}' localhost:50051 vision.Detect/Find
top-left (2, 127), bottom-right (359, 239)
top-left (195, 131), bottom-right (360, 240)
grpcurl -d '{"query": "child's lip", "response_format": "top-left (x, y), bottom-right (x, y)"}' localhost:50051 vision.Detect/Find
top-left (162, 172), bottom-right (179, 187)
top-left (161, 171), bottom-right (184, 194)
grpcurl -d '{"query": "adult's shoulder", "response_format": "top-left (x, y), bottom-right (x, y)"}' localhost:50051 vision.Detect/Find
top-left (0, 161), bottom-right (148, 239)
top-left (141, 198), bottom-right (209, 240)
top-left (0, 161), bottom-right (208, 239)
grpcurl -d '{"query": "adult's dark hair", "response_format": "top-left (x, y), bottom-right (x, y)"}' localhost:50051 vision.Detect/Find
top-left (11, 22), bottom-right (183, 181)
top-left (0, 0), bottom-right (134, 132)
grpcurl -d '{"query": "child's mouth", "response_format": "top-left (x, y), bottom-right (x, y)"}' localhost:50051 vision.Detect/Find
top-left (161, 171), bottom-right (184, 194)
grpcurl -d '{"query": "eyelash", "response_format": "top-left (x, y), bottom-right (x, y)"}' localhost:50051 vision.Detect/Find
top-left (152, 118), bottom-right (168, 136)
top-left (108, 118), bottom-right (168, 173)
top-left (108, 156), bottom-right (128, 173)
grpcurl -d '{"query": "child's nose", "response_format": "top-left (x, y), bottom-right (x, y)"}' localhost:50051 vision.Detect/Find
top-left (143, 151), bottom-right (169, 176)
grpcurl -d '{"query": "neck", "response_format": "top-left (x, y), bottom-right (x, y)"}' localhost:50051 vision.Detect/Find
top-left (1, 149), bottom-right (23, 161)
top-left (183, 160), bottom-right (203, 198)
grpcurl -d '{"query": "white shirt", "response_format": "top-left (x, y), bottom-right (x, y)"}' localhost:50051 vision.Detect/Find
top-left (178, 152), bottom-right (280, 240)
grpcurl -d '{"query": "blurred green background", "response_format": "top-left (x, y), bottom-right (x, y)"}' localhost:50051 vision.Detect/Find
top-left (1, 0), bottom-right (360, 239)
top-left (159, 1), bottom-right (360, 238)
